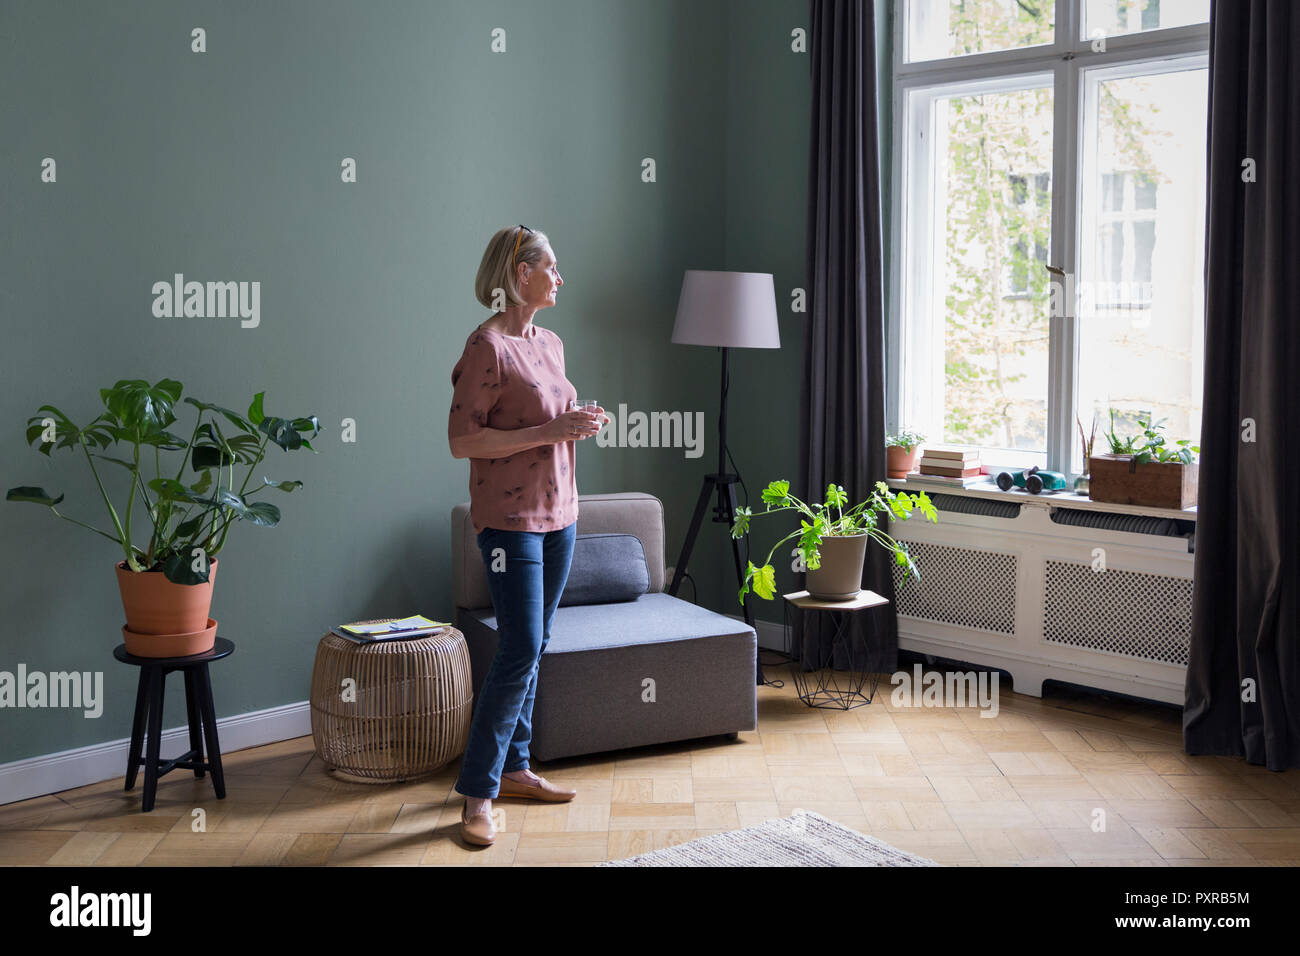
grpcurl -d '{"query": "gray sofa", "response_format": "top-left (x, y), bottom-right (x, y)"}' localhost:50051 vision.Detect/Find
top-left (451, 491), bottom-right (757, 762)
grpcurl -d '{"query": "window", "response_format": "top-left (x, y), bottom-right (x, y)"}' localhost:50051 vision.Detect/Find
top-left (1084, 0), bottom-right (1210, 40)
top-left (891, 0), bottom-right (1209, 474)
top-left (1097, 171), bottom-right (1156, 308)
top-left (906, 0), bottom-right (1054, 60)
top-left (1006, 172), bottom-right (1051, 298)
top-left (1076, 65), bottom-right (1207, 471)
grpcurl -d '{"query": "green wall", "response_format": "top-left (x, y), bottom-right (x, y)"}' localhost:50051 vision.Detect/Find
top-left (0, 0), bottom-right (891, 768)
top-left (715, 0), bottom-right (894, 621)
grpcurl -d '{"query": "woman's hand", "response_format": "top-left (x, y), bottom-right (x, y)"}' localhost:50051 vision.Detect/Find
top-left (544, 408), bottom-right (605, 443)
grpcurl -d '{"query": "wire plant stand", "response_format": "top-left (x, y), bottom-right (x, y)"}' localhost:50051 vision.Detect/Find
top-left (781, 590), bottom-right (890, 710)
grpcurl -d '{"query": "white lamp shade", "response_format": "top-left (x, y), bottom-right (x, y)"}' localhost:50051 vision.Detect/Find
top-left (670, 270), bottom-right (781, 349)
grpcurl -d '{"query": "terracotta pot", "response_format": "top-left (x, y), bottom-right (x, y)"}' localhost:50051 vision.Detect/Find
top-left (805, 533), bottom-right (867, 602)
top-left (115, 558), bottom-right (218, 637)
top-left (123, 618), bottom-right (217, 658)
top-left (886, 445), bottom-right (921, 479)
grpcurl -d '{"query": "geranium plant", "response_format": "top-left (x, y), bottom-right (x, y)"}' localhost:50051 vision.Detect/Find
top-left (7, 378), bottom-right (319, 584)
top-left (730, 479), bottom-right (937, 603)
top-left (885, 430), bottom-right (926, 450)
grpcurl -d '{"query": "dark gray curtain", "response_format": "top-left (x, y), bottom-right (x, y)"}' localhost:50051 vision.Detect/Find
top-left (794, 0), bottom-right (895, 674)
top-left (1184, 0), bottom-right (1300, 770)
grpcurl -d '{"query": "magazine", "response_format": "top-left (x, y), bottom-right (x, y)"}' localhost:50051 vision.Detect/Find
top-left (331, 614), bottom-right (451, 643)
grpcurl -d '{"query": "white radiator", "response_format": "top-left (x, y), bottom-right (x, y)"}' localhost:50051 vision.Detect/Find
top-left (890, 492), bottom-right (1194, 704)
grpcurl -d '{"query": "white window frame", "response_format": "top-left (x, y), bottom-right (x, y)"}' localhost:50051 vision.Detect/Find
top-left (886, 0), bottom-right (1210, 474)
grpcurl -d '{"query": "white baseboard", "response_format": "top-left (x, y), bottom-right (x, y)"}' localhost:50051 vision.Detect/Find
top-left (0, 701), bottom-right (312, 806)
top-left (724, 612), bottom-right (786, 652)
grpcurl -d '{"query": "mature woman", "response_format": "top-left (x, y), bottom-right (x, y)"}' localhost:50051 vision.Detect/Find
top-left (447, 225), bottom-right (607, 847)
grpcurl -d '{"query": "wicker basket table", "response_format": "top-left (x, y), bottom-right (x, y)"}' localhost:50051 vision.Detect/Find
top-left (309, 621), bottom-right (472, 781)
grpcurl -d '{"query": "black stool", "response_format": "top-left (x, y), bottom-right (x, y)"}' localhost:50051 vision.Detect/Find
top-left (113, 637), bottom-right (234, 812)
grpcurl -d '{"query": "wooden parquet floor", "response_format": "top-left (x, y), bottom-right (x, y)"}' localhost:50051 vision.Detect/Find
top-left (3, 664), bottom-right (1299, 866)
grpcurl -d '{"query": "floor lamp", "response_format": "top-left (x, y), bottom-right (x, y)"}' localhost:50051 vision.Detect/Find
top-left (667, 270), bottom-right (781, 685)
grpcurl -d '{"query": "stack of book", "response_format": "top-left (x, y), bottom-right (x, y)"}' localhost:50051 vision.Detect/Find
top-left (911, 448), bottom-right (986, 488)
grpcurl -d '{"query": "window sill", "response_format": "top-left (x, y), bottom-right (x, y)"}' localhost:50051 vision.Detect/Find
top-left (887, 476), bottom-right (1198, 522)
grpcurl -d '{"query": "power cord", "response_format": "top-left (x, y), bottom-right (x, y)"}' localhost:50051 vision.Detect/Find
top-left (680, 570), bottom-right (698, 605)
top-left (725, 441), bottom-right (749, 508)
top-left (759, 651), bottom-right (787, 688)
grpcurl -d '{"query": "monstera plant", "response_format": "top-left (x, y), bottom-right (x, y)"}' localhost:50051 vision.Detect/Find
top-left (7, 378), bottom-right (319, 655)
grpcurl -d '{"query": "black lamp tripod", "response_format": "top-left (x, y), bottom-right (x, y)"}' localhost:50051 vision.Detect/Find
top-left (667, 346), bottom-right (765, 685)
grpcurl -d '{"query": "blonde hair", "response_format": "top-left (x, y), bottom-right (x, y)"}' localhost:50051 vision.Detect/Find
top-left (474, 225), bottom-right (550, 311)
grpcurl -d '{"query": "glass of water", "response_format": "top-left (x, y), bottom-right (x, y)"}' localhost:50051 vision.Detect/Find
top-left (570, 399), bottom-right (603, 432)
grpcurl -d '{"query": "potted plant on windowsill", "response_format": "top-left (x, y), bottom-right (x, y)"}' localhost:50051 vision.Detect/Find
top-left (731, 480), bottom-right (937, 603)
top-left (885, 430), bottom-right (926, 479)
top-left (1088, 410), bottom-right (1199, 510)
top-left (7, 378), bottom-right (320, 657)
top-left (1074, 413), bottom-right (1098, 495)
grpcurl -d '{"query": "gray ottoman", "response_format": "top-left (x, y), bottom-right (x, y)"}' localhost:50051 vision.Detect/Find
top-left (450, 492), bottom-right (757, 761)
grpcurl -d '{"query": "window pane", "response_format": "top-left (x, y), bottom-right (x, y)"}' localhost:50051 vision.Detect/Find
top-left (1103, 223), bottom-right (1124, 284)
top-left (906, 0), bottom-right (1054, 62)
top-left (921, 85), bottom-right (1054, 454)
top-left (1083, 0), bottom-right (1209, 42)
top-left (1075, 67), bottom-right (1207, 474)
top-left (1102, 172), bottom-right (1123, 210)
top-left (1134, 175), bottom-right (1158, 209)
top-left (1132, 221), bottom-right (1155, 283)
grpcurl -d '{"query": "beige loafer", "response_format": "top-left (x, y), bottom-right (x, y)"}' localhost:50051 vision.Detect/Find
top-left (497, 772), bottom-right (577, 803)
top-left (461, 803), bottom-right (496, 846)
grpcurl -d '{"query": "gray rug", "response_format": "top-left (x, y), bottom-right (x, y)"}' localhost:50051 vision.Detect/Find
top-left (600, 810), bottom-right (940, 867)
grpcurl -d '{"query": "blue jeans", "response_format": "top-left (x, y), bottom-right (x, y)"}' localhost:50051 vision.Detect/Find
top-left (454, 522), bottom-right (576, 799)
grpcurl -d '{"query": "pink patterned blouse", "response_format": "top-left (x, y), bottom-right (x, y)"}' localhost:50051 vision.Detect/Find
top-left (448, 323), bottom-right (579, 534)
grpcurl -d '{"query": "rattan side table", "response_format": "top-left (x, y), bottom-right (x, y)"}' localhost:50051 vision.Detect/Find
top-left (309, 621), bottom-right (472, 781)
